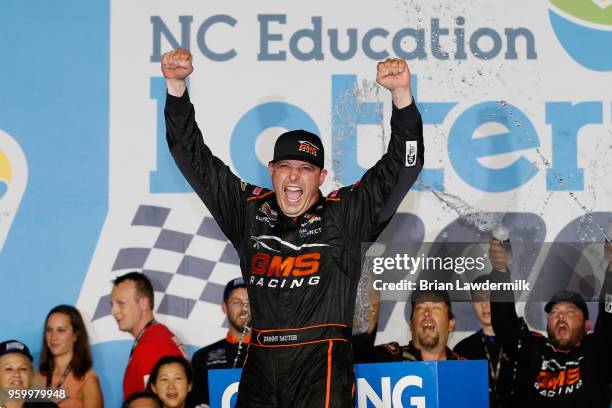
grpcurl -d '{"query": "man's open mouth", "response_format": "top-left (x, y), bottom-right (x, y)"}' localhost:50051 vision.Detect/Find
top-left (285, 186), bottom-right (303, 203)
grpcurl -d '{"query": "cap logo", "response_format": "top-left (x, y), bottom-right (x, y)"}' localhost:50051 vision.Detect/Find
top-left (6, 341), bottom-right (24, 351)
top-left (298, 140), bottom-right (319, 157)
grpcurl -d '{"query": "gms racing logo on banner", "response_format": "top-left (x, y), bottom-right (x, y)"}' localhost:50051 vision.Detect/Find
top-left (0, 129), bottom-right (28, 253)
top-left (549, 0), bottom-right (612, 71)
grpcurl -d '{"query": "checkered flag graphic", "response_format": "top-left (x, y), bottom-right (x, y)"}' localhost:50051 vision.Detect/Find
top-left (91, 205), bottom-right (240, 321)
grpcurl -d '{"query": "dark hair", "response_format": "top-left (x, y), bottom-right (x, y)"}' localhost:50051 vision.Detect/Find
top-left (113, 272), bottom-right (155, 310)
top-left (39, 305), bottom-right (93, 381)
top-left (469, 274), bottom-right (491, 301)
top-left (146, 355), bottom-right (193, 392)
top-left (123, 391), bottom-right (163, 408)
top-left (410, 301), bottom-right (455, 321)
top-left (409, 290), bottom-right (454, 321)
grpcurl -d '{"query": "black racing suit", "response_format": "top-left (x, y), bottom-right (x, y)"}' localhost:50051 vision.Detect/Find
top-left (490, 266), bottom-right (612, 408)
top-left (165, 90), bottom-right (423, 407)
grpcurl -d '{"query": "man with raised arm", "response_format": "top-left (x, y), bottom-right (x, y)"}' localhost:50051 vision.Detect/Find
top-left (161, 48), bottom-right (423, 407)
top-left (489, 239), bottom-right (612, 407)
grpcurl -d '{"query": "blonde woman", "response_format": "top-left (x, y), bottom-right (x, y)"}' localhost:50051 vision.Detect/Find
top-left (0, 339), bottom-right (57, 408)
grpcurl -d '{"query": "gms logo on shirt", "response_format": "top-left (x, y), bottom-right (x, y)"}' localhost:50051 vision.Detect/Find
top-left (534, 358), bottom-right (583, 397)
top-left (0, 129), bottom-right (28, 253)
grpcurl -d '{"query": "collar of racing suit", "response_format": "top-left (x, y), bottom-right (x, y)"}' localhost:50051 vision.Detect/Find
top-left (226, 331), bottom-right (251, 345)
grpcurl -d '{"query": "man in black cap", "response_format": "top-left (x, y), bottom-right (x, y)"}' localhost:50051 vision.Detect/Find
top-left (0, 340), bottom-right (58, 407)
top-left (190, 278), bottom-right (250, 407)
top-left (489, 239), bottom-right (612, 407)
top-left (162, 48), bottom-right (423, 407)
top-left (356, 291), bottom-right (462, 363)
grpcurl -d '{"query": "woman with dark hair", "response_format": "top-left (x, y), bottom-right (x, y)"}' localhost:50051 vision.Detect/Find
top-left (38, 305), bottom-right (103, 408)
top-left (146, 356), bottom-right (192, 408)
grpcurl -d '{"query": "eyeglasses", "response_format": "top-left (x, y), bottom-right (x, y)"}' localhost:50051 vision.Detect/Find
top-left (227, 299), bottom-right (250, 308)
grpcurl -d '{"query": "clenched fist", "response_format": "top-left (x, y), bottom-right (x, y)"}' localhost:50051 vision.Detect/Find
top-left (161, 48), bottom-right (193, 96)
top-left (376, 58), bottom-right (412, 108)
top-left (161, 48), bottom-right (193, 80)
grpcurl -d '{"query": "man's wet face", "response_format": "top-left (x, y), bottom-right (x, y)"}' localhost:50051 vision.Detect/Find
top-left (546, 302), bottom-right (587, 350)
top-left (410, 301), bottom-right (453, 351)
top-left (268, 160), bottom-right (327, 217)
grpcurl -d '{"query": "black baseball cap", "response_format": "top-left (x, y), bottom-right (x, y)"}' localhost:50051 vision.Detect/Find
top-left (544, 290), bottom-right (589, 320)
top-left (223, 277), bottom-right (246, 302)
top-left (270, 130), bottom-right (324, 169)
top-left (0, 339), bottom-right (33, 361)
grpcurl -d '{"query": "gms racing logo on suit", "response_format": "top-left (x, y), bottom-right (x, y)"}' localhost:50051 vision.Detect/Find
top-left (250, 252), bottom-right (321, 288)
top-left (249, 235), bottom-right (328, 288)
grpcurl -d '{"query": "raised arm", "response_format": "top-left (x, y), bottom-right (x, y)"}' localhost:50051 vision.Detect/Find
top-left (161, 49), bottom-right (249, 247)
top-left (489, 239), bottom-right (532, 360)
top-left (339, 58), bottom-right (424, 242)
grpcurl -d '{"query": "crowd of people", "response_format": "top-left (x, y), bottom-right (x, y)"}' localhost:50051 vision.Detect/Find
top-left (2, 239), bottom-right (611, 407)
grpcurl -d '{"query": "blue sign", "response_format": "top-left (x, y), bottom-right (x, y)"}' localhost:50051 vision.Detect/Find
top-left (209, 360), bottom-right (488, 408)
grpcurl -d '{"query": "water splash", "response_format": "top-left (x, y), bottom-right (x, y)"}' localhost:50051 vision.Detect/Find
top-left (353, 263), bottom-right (376, 335)
top-left (418, 180), bottom-right (504, 232)
top-left (332, 79), bottom-right (385, 190)
top-left (495, 102), bottom-right (611, 244)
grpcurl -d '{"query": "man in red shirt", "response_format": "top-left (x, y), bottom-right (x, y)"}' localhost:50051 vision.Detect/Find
top-left (110, 272), bottom-right (186, 400)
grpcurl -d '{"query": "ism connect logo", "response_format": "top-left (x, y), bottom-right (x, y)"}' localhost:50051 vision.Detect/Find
top-left (0, 129), bottom-right (28, 253)
top-left (549, 0), bottom-right (612, 71)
